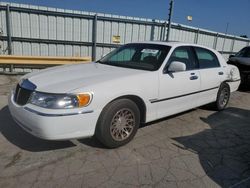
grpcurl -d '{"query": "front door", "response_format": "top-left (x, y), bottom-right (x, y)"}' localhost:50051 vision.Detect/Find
top-left (156, 46), bottom-right (201, 119)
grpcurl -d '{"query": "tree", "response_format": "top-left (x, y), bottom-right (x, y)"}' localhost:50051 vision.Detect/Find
top-left (240, 35), bottom-right (248, 38)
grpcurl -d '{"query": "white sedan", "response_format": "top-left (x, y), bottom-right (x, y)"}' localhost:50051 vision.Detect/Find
top-left (9, 42), bottom-right (241, 148)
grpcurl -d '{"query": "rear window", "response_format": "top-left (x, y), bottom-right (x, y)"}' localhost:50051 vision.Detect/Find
top-left (235, 47), bottom-right (250, 58)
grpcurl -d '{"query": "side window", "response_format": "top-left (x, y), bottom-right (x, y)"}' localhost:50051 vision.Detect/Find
top-left (244, 48), bottom-right (250, 58)
top-left (168, 46), bottom-right (197, 70)
top-left (110, 48), bottom-right (136, 62)
top-left (194, 47), bottom-right (220, 69)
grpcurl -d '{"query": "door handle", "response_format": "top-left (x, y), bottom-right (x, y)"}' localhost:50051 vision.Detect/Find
top-left (190, 75), bottom-right (198, 80)
top-left (218, 71), bottom-right (224, 75)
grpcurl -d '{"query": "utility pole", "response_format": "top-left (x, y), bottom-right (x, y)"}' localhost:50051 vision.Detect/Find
top-left (221, 22), bottom-right (229, 54)
top-left (166, 0), bottom-right (174, 41)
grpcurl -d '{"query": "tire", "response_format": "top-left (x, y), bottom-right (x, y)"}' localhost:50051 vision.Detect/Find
top-left (214, 82), bottom-right (230, 111)
top-left (95, 99), bottom-right (140, 148)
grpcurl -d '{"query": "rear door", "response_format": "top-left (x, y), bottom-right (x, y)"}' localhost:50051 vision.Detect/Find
top-left (193, 47), bottom-right (225, 105)
top-left (156, 46), bottom-right (201, 118)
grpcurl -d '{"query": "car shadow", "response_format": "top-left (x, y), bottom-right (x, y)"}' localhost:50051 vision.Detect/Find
top-left (238, 83), bottom-right (250, 93)
top-left (173, 107), bottom-right (250, 187)
top-left (0, 106), bottom-right (76, 152)
top-left (77, 137), bottom-right (107, 149)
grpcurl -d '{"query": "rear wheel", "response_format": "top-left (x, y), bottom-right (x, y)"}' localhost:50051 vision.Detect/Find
top-left (95, 99), bottom-right (140, 148)
top-left (214, 83), bottom-right (230, 111)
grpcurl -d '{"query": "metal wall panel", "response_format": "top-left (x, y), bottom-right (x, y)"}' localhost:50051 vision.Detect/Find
top-left (197, 33), bottom-right (215, 48)
top-left (183, 30), bottom-right (196, 43)
top-left (57, 44), bottom-right (64, 56)
top-left (0, 2), bottom-right (249, 60)
top-left (31, 43), bottom-right (40, 55)
top-left (145, 25), bottom-right (151, 41)
top-left (20, 12), bottom-right (30, 38)
top-left (170, 28), bottom-right (195, 43)
top-left (30, 14), bottom-right (39, 38)
top-left (0, 9), bottom-right (6, 35)
top-left (233, 40), bottom-right (248, 52)
top-left (39, 15), bottom-right (48, 39)
top-left (12, 41), bottom-right (22, 55)
top-left (11, 11), bottom-right (21, 37)
top-left (40, 43), bottom-right (49, 56)
top-left (48, 15), bottom-right (56, 40)
top-left (65, 17), bottom-right (73, 41)
top-left (125, 23), bottom-right (132, 43)
top-left (118, 22), bottom-right (126, 43)
top-left (73, 18), bottom-right (80, 41)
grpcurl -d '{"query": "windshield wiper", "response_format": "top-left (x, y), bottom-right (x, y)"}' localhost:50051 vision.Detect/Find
top-left (96, 60), bottom-right (102, 64)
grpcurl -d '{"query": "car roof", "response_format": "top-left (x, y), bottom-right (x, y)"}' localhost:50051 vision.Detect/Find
top-left (130, 41), bottom-right (214, 50)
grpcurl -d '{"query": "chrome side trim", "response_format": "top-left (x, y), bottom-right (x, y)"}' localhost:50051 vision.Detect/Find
top-left (150, 86), bottom-right (219, 103)
top-left (24, 107), bottom-right (94, 117)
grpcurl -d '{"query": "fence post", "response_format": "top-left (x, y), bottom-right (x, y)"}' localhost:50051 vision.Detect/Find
top-left (161, 20), bottom-right (167, 41)
top-left (6, 4), bottom-right (13, 72)
top-left (151, 19), bottom-right (156, 41)
top-left (230, 37), bottom-right (235, 54)
top-left (92, 14), bottom-right (97, 61)
top-left (194, 29), bottom-right (199, 44)
top-left (213, 33), bottom-right (219, 50)
top-left (166, 0), bottom-right (173, 41)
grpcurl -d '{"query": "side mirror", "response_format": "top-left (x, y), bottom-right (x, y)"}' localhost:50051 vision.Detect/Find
top-left (168, 61), bottom-right (186, 72)
top-left (229, 54), bottom-right (235, 59)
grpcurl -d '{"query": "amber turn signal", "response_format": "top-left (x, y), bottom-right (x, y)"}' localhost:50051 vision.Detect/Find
top-left (77, 93), bottom-right (92, 107)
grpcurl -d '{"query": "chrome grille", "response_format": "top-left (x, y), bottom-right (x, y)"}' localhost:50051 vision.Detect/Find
top-left (14, 84), bottom-right (33, 106)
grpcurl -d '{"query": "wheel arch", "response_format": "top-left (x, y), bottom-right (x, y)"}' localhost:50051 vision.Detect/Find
top-left (220, 81), bottom-right (231, 92)
top-left (108, 95), bottom-right (147, 123)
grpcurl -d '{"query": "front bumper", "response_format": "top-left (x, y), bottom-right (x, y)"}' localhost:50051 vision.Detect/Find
top-left (8, 92), bottom-right (100, 140)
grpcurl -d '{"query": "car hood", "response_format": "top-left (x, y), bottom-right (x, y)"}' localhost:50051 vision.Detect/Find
top-left (230, 57), bottom-right (250, 66)
top-left (23, 62), bottom-right (147, 93)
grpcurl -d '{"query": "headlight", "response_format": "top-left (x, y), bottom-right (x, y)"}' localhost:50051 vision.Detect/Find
top-left (29, 92), bottom-right (92, 109)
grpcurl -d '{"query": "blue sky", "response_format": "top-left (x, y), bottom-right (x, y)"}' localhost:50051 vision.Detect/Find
top-left (3, 0), bottom-right (250, 37)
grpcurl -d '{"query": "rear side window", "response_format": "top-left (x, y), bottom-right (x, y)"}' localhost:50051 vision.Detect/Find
top-left (194, 47), bottom-right (220, 69)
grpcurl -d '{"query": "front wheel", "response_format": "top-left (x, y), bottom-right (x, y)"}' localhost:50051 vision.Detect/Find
top-left (95, 99), bottom-right (140, 148)
top-left (214, 83), bottom-right (230, 111)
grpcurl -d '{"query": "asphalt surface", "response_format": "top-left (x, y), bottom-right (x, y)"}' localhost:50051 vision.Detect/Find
top-left (0, 75), bottom-right (250, 188)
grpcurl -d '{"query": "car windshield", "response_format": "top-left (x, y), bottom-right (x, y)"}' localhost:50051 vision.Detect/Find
top-left (235, 47), bottom-right (250, 58)
top-left (97, 43), bottom-right (171, 71)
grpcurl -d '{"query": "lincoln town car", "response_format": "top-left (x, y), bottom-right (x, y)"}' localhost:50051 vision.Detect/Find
top-left (9, 42), bottom-right (241, 148)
